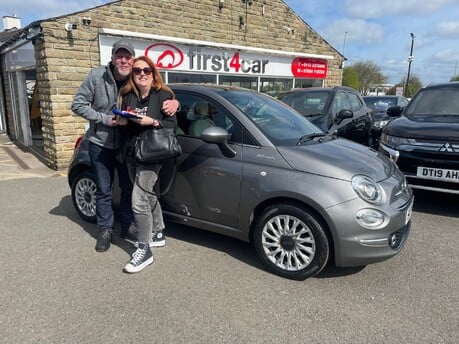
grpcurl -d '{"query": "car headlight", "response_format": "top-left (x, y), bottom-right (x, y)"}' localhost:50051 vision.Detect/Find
top-left (374, 120), bottom-right (389, 129)
top-left (380, 133), bottom-right (411, 148)
top-left (356, 208), bottom-right (386, 229)
top-left (351, 175), bottom-right (383, 204)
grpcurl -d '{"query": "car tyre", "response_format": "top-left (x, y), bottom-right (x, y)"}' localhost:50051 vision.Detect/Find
top-left (71, 170), bottom-right (97, 223)
top-left (253, 203), bottom-right (329, 280)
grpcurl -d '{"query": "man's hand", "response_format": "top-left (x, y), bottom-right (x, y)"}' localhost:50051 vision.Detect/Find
top-left (162, 99), bottom-right (180, 116)
top-left (115, 115), bottom-right (128, 126)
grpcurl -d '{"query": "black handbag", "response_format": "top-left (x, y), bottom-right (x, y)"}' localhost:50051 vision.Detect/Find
top-left (135, 125), bottom-right (182, 164)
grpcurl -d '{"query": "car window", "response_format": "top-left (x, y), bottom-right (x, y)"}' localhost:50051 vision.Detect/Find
top-left (220, 89), bottom-right (321, 146)
top-left (174, 92), bottom-right (252, 145)
top-left (347, 92), bottom-right (363, 111)
top-left (281, 91), bottom-right (328, 116)
top-left (406, 87), bottom-right (459, 115)
top-left (331, 91), bottom-right (350, 115)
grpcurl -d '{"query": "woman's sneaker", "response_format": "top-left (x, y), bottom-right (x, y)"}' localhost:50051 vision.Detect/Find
top-left (151, 231), bottom-right (166, 247)
top-left (123, 243), bottom-right (153, 273)
top-left (134, 230), bottom-right (166, 248)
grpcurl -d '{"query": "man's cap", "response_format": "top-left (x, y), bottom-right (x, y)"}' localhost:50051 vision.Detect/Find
top-left (111, 39), bottom-right (135, 57)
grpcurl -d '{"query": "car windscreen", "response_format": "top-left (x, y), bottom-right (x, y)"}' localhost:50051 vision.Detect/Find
top-left (220, 90), bottom-right (322, 146)
top-left (285, 91), bottom-right (330, 116)
top-left (364, 97), bottom-right (397, 110)
top-left (405, 87), bottom-right (459, 117)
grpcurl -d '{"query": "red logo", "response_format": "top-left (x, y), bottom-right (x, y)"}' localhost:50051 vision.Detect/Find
top-left (291, 58), bottom-right (327, 79)
top-left (144, 43), bottom-right (184, 69)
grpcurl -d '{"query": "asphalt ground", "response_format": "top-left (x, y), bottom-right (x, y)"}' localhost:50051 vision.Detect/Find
top-left (0, 133), bottom-right (458, 343)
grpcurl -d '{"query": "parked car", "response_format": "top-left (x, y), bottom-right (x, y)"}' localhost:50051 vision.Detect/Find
top-left (379, 82), bottom-right (459, 194)
top-left (363, 95), bottom-right (409, 147)
top-left (68, 84), bottom-right (413, 280)
top-left (278, 86), bottom-right (374, 147)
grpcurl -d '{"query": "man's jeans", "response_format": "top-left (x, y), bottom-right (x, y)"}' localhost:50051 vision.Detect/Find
top-left (89, 142), bottom-right (133, 234)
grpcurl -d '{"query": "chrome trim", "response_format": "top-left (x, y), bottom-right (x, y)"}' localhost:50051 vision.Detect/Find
top-left (359, 237), bottom-right (388, 247)
top-left (379, 143), bottom-right (400, 162)
top-left (409, 184), bottom-right (459, 195)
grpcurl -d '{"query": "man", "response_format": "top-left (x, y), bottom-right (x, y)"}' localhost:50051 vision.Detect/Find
top-left (71, 39), bottom-right (179, 252)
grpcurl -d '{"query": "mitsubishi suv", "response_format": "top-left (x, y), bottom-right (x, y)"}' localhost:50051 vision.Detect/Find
top-left (379, 82), bottom-right (459, 194)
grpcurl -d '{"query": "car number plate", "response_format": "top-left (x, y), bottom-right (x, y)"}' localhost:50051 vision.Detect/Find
top-left (416, 167), bottom-right (459, 183)
top-left (405, 200), bottom-right (413, 225)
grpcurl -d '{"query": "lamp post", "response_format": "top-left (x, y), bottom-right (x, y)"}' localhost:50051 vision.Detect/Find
top-left (404, 33), bottom-right (415, 97)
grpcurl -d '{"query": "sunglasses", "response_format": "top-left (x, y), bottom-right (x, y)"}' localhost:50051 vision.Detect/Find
top-left (132, 67), bottom-right (153, 75)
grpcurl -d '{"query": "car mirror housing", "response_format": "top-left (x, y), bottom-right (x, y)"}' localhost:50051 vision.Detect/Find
top-left (386, 106), bottom-right (403, 117)
top-left (202, 126), bottom-right (236, 158)
top-left (335, 109), bottom-right (353, 123)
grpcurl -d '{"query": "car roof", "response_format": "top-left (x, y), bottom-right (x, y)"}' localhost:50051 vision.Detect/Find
top-left (422, 82), bottom-right (459, 89)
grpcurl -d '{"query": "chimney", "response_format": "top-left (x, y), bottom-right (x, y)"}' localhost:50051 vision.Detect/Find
top-left (2, 15), bottom-right (22, 31)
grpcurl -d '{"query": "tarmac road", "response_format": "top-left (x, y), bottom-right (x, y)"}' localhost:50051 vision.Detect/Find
top-left (0, 134), bottom-right (458, 343)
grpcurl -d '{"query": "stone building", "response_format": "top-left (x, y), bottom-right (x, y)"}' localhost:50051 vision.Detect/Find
top-left (0, 0), bottom-right (344, 170)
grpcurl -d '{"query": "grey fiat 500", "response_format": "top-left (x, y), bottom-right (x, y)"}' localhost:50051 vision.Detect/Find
top-left (68, 84), bottom-right (413, 280)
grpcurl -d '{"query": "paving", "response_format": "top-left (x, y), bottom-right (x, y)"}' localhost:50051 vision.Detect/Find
top-left (0, 133), bottom-right (63, 180)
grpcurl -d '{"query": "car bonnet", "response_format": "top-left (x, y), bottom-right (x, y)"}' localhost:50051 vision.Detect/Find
top-left (385, 115), bottom-right (459, 139)
top-left (277, 139), bottom-right (394, 182)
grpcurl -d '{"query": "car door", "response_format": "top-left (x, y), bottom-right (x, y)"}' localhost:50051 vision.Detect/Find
top-left (161, 91), bottom-right (244, 229)
top-left (347, 91), bottom-right (372, 145)
top-left (328, 90), bottom-right (354, 139)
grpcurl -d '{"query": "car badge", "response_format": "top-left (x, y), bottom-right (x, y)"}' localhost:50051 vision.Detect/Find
top-left (439, 143), bottom-right (454, 153)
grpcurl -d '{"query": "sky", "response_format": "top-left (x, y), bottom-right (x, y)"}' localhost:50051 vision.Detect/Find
top-left (2, 0), bottom-right (459, 85)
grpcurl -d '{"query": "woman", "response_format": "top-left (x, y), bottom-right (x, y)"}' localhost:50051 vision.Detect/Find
top-left (118, 56), bottom-right (177, 273)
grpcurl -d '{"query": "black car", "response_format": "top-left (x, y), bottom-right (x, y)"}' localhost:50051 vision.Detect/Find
top-left (379, 82), bottom-right (459, 194)
top-left (363, 95), bottom-right (409, 147)
top-left (278, 86), bottom-right (374, 146)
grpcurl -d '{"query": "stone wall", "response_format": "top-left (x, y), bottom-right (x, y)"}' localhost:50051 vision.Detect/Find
top-left (31, 0), bottom-right (344, 169)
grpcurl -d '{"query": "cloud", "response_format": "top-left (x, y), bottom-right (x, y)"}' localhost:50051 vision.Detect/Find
top-left (435, 21), bottom-right (459, 37)
top-left (321, 18), bottom-right (385, 46)
top-left (345, 0), bottom-right (456, 18)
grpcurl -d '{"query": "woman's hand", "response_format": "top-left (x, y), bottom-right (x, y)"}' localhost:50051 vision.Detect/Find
top-left (131, 116), bottom-right (160, 127)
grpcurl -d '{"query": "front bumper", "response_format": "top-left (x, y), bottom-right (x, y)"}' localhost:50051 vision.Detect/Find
top-left (326, 187), bottom-right (414, 268)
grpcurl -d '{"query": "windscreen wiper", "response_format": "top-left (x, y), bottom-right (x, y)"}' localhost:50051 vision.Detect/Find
top-left (297, 133), bottom-right (327, 145)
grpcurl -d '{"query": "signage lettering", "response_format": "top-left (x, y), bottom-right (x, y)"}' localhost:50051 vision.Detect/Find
top-left (187, 48), bottom-right (269, 74)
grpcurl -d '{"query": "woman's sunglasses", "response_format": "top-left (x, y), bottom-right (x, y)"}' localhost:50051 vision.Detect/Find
top-left (132, 67), bottom-right (153, 75)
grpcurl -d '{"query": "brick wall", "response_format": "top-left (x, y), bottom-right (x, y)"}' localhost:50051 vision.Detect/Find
top-left (31, 0), bottom-right (343, 169)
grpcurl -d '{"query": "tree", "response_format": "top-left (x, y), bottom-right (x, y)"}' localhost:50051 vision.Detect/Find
top-left (397, 74), bottom-right (423, 98)
top-left (450, 75), bottom-right (459, 82)
top-left (347, 60), bottom-right (387, 95)
top-left (342, 66), bottom-right (360, 90)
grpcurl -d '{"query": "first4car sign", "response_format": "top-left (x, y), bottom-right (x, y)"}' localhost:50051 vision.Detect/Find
top-left (143, 43), bottom-right (328, 78)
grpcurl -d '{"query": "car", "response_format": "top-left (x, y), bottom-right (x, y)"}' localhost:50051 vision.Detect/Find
top-left (363, 95), bottom-right (409, 147)
top-left (379, 82), bottom-right (459, 194)
top-left (278, 86), bottom-right (374, 147)
top-left (68, 84), bottom-right (413, 280)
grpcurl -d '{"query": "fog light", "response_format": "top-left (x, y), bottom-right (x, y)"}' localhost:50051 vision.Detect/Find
top-left (356, 209), bottom-right (386, 229)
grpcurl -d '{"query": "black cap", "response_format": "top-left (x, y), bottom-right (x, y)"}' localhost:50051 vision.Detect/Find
top-left (111, 39), bottom-right (135, 57)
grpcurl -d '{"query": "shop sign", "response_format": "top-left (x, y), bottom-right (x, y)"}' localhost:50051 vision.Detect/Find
top-left (291, 57), bottom-right (328, 79)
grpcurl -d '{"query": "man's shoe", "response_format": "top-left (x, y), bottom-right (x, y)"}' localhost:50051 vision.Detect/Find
top-left (134, 230), bottom-right (166, 248)
top-left (95, 229), bottom-right (113, 252)
top-left (123, 243), bottom-right (153, 273)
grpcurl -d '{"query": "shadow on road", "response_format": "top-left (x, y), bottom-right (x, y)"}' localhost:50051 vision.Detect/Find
top-left (49, 195), bottom-right (377, 281)
top-left (412, 189), bottom-right (459, 217)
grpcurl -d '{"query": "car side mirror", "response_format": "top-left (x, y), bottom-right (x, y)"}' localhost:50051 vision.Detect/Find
top-left (386, 106), bottom-right (403, 117)
top-left (201, 126), bottom-right (236, 158)
top-left (335, 109), bottom-right (353, 124)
